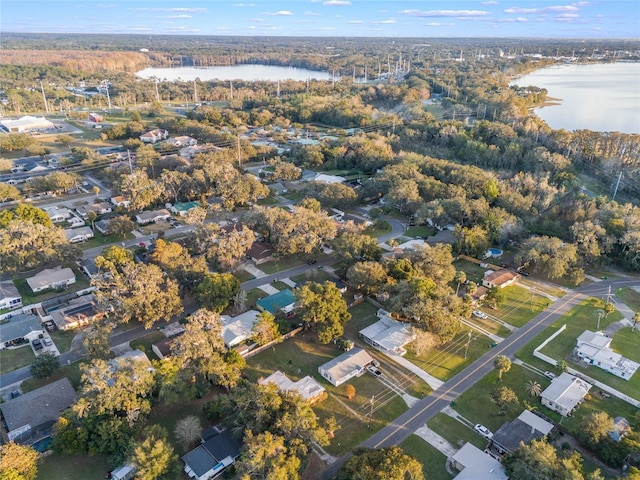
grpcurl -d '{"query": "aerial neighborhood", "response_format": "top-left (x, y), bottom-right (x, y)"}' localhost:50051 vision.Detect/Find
top-left (0, 27), bottom-right (639, 480)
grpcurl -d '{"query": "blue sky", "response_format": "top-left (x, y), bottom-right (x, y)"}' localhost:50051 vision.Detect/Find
top-left (2, 1), bottom-right (639, 38)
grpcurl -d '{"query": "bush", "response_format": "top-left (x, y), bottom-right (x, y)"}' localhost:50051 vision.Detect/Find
top-left (30, 352), bottom-right (60, 378)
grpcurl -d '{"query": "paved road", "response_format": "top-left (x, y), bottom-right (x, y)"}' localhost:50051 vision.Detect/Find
top-left (320, 277), bottom-right (640, 479)
top-left (377, 217), bottom-right (406, 244)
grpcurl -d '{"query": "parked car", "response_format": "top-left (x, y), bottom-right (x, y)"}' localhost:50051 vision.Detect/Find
top-left (306, 259), bottom-right (317, 265)
top-left (32, 339), bottom-right (43, 351)
top-left (10, 390), bottom-right (20, 399)
top-left (44, 321), bottom-right (56, 332)
top-left (472, 310), bottom-right (488, 319)
top-left (43, 337), bottom-right (52, 347)
top-left (367, 365), bottom-right (382, 377)
top-left (543, 371), bottom-right (556, 380)
top-left (474, 424), bottom-right (493, 439)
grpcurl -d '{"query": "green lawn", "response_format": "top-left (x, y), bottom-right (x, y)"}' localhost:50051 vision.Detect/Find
top-left (465, 315), bottom-right (512, 338)
top-left (404, 226), bottom-right (437, 239)
top-left (78, 231), bottom-right (135, 251)
top-left (14, 267), bottom-right (90, 306)
top-left (259, 256), bottom-right (304, 274)
top-left (21, 363), bottom-right (83, 392)
top-left (453, 364), bottom-right (552, 433)
top-left (0, 345), bottom-right (35, 375)
top-left (244, 288), bottom-right (268, 309)
top-left (130, 331), bottom-right (166, 360)
top-left (234, 269), bottom-right (255, 283)
top-left (363, 222), bottom-right (392, 239)
top-left (49, 330), bottom-right (75, 354)
top-left (452, 259), bottom-right (487, 284)
top-left (610, 327), bottom-right (640, 362)
top-left (616, 287), bottom-right (640, 312)
top-left (427, 413), bottom-right (487, 450)
top-left (479, 284), bottom-right (550, 328)
top-left (404, 329), bottom-right (493, 381)
top-left (290, 269), bottom-right (332, 286)
top-left (37, 454), bottom-right (110, 480)
top-left (400, 435), bottom-right (453, 480)
top-left (270, 281), bottom-right (291, 291)
top-left (343, 301), bottom-right (379, 338)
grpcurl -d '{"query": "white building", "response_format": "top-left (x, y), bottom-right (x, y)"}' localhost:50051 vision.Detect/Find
top-left (451, 443), bottom-right (507, 480)
top-left (540, 372), bottom-right (591, 417)
top-left (46, 207), bottom-right (72, 223)
top-left (0, 281), bottom-right (22, 311)
top-left (259, 371), bottom-right (326, 404)
top-left (135, 209), bottom-right (171, 225)
top-left (0, 116), bottom-right (54, 133)
top-left (576, 330), bottom-right (639, 380)
top-left (26, 267), bottom-right (76, 293)
top-left (318, 347), bottom-right (373, 386)
top-left (65, 226), bottom-right (94, 243)
top-left (359, 309), bottom-right (416, 356)
top-left (221, 310), bottom-right (260, 348)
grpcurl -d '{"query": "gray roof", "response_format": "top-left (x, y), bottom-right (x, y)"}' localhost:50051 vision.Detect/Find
top-left (182, 430), bottom-right (241, 477)
top-left (541, 372), bottom-right (592, 412)
top-left (0, 313), bottom-right (42, 343)
top-left (492, 418), bottom-right (547, 453)
top-left (0, 377), bottom-right (76, 434)
top-left (452, 443), bottom-right (507, 480)
top-left (318, 347), bottom-right (373, 381)
top-left (0, 280), bottom-right (20, 300)
top-left (183, 445), bottom-right (216, 477)
top-left (26, 267), bottom-right (75, 291)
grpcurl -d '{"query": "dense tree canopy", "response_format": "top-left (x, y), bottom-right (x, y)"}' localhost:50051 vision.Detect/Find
top-left (337, 447), bottom-right (424, 480)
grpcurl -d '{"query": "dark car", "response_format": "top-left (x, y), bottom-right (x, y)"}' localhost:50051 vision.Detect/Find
top-left (10, 390), bottom-right (21, 399)
top-left (32, 339), bottom-right (43, 351)
top-left (306, 259), bottom-right (317, 265)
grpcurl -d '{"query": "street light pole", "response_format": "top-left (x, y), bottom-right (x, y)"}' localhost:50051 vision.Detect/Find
top-left (464, 331), bottom-right (472, 359)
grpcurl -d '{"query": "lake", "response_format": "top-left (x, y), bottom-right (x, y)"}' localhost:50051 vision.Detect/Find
top-left (511, 62), bottom-right (640, 134)
top-left (136, 64), bottom-right (334, 82)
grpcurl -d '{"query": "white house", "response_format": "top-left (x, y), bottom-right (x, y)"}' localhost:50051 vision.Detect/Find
top-left (0, 116), bottom-right (54, 133)
top-left (259, 371), bottom-right (326, 404)
top-left (167, 136), bottom-right (197, 147)
top-left (65, 226), bottom-right (95, 243)
top-left (312, 173), bottom-right (345, 184)
top-left (140, 128), bottom-right (168, 144)
top-left (359, 310), bottom-right (416, 356)
top-left (0, 281), bottom-right (22, 311)
top-left (482, 269), bottom-right (519, 289)
top-left (46, 207), bottom-right (72, 223)
top-left (26, 267), bottom-right (76, 293)
top-left (451, 443), bottom-right (507, 480)
top-left (75, 202), bottom-right (112, 218)
top-left (136, 209), bottom-right (171, 225)
top-left (110, 196), bottom-right (131, 209)
top-left (318, 347), bottom-right (373, 386)
top-left (575, 330), bottom-right (639, 380)
top-left (221, 310), bottom-right (260, 348)
top-left (540, 372), bottom-right (591, 417)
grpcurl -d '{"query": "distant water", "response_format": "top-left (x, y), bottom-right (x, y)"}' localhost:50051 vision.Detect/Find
top-left (136, 64), bottom-right (334, 82)
top-left (511, 63), bottom-right (640, 134)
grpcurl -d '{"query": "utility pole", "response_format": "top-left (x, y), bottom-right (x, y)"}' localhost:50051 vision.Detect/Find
top-left (154, 80), bottom-right (160, 104)
top-left (612, 170), bottom-right (623, 201)
top-left (126, 149), bottom-right (133, 174)
top-left (237, 134), bottom-right (242, 168)
top-left (106, 83), bottom-right (112, 113)
top-left (368, 395), bottom-right (374, 428)
top-left (464, 331), bottom-right (472, 359)
top-left (39, 80), bottom-right (49, 114)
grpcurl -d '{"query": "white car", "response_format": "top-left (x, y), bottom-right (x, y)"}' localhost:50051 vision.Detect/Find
top-left (43, 337), bottom-right (53, 347)
top-left (473, 310), bottom-right (488, 319)
top-left (474, 424), bottom-right (493, 439)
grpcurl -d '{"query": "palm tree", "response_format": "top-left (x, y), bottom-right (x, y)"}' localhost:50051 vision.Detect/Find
top-left (455, 270), bottom-right (466, 296)
top-left (525, 380), bottom-right (542, 397)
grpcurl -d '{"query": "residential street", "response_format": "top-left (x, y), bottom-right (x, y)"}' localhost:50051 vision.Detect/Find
top-left (319, 277), bottom-right (640, 479)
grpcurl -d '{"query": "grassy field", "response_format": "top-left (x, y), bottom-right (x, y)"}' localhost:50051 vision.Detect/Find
top-left (37, 454), bottom-right (111, 480)
top-left (404, 226), bottom-right (437, 238)
top-left (78, 231), bottom-right (135, 251)
top-left (616, 287), bottom-right (640, 312)
top-left (452, 259), bottom-right (487, 284)
top-left (404, 329), bottom-right (493, 381)
top-left (270, 280), bottom-right (291, 291)
top-left (244, 288), bottom-right (268, 309)
top-left (611, 327), bottom-right (640, 362)
top-left (130, 331), bottom-right (166, 360)
top-left (400, 435), bottom-right (453, 480)
top-left (49, 329), bottom-right (75, 354)
top-left (465, 315), bottom-right (512, 337)
top-left (363, 222), bottom-right (392, 239)
top-left (21, 362), bottom-right (83, 392)
top-left (234, 269), bottom-right (255, 283)
top-left (290, 269), bottom-right (332, 285)
top-left (477, 284), bottom-right (550, 328)
top-left (453, 364), bottom-right (552, 432)
top-left (427, 413), bottom-right (487, 450)
top-left (259, 256), bottom-right (304, 274)
top-left (343, 301), bottom-right (379, 338)
top-left (0, 344), bottom-right (35, 375)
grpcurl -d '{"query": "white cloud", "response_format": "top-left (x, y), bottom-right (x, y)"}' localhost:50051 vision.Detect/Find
top-left (321, 26), bottom-right (337, 30)
top-left (481, 0), bottom-right (498, 4)
top-left (348, 20), bottom-right (364, 24)
top-left (400, 9), bottom-right (489, 17)
top-left (496, 16), bottom-right (527, 22)
top-left (425, 22), bottom-right (455, 26)
top-left (130, 7), bottom-right (207, 13)
top-left (503, 5), bottom-right (578, 14)
top-left (155, 14), bottom-right (193, 19)
top-left (373, 18), bottom-right (396, 24)
top-left (304, 11), bottom-right (321, 16)
top-left (323, 0), bottom-right (351, 5)
top-left (265, 10), bottom-right (294, 16)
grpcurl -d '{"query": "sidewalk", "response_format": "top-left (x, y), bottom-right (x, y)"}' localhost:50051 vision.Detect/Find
top-left (413, 425), bottom-right (458, 457)
top-left (241, 262), bottom-right (267, 279)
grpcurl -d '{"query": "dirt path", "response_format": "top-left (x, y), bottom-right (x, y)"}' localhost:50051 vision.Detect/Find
top-left (553, 432), bottom-right (621, 478)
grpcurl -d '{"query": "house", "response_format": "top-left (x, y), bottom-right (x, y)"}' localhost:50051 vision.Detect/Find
top-left (359, 309), bottom-right (416, 356)
top-left (110, 196), bottom-right (131, 209)
top-left (0, 377), bottom-right (76, 447)
top-left (65, 226), bottom-right (94, 243)
top-left (318, 347), bottom-right (374, 386)
top-left (179, 144), bottom-right (221, 161)
top-left (152, 334), bottom-right (183, 359)
top-left (342, 213), bottom-right (373, 228)
top-left (79, 258), bottom-right (99, 279)
top-left (221, 310), bottom-right (260, 348)
top-left (26, 267), bottom-right (76, 293)
top-left (256, 289), bottom-right (296, 314)
top-left (482, 269), bottom-right (520, 289)
top-left (259, 371), bottom-right (326, 404)
top-left (88, 112), bottom-right (104, 123)
top-left (183, 429), bottom-right (242, 480)
top-left (48, 296), bottom-right (104, 331)
top-left (450, 443), bottom-right (507, 480)
top-left (575, 330), bottom-right (640, 380)
top-left (110, 465), bottom-right (135, 480)
top-left (94, 219), bottom-right (111, 235)
top-left (140, 128), bottom-right (168, 144)
top-left (0, 115), bottom-right (54, 133)
top-left (46, 207), bottom-right (72, 223)
top-left (136, 209), bottom-right (171, 225)
top-left (0, 313), bottom-right (43, 348)
top-left (471, 286), bottom-right (488, 303)
top-left (75, 202), bottom-right (112, 218)
top-left (168, 201), bottom-right (200, 217)
top-left (540, 372), bottom-right (592, 417)
top-left (396, 239), bottom-right (426, 251)
top-left (167, 136), bottom-right (197, 147)
top-left (608, 416), bottom-right (631, 442)
top-left (247, 241), bottom-right (275, 265)
top-left (311, 173), bottom-right (345, 184)
top-left (327, 278), bottom-right (348, 294)
top-left (489, 410), bottom-right (554, 455)
top-left (0, 280), bottom-right (22, 310)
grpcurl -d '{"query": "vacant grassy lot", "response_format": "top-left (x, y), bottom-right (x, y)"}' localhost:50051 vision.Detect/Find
top-left (0, 344), bottom-right (35, 375)
top-left (49, 329), bottom-right (75, 354)
top-left (427, 413), bottom-right (486, 450)
top-left (453, 364), bottom-right (552, 432)
top-left (291, 269), bottom-right (332, 285)
top-left (400, 435), bottom-right (453, 480)
top-left (259, 256), bottom-right (303, 274)
top-left (452, 259), bottom-right (487, 284)
top-left (465, 315), bottom-right (512, 337)
top-left (404, 329), bottom-right (493, 381)
top-left (404, 226), bottom-right (437, 238)
top-left (37, 453), bottom-right (111, 480)
top-left (616, 287), bottom-right (640, 312)
top-left (478, 284), bottom-right (549, 328)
